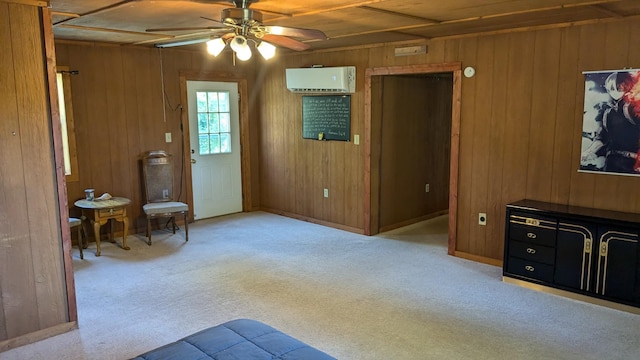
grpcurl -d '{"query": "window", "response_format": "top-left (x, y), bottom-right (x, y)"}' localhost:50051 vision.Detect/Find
top-left (196, 91), bottom-right (232, 155)
top-left (56, 66), bottom-right (79, 182)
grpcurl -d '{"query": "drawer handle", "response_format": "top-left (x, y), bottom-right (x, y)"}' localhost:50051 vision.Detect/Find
top-left (527, 232), bottom-right (537, 239)
top-left (525, 265), bottom-right (535, 272)
top-left (525, 218), bottom-right (540, 226)
top-left (526, 248), bottom-right (536, 254)
top-left (600, 242), bottom-right (608, 257)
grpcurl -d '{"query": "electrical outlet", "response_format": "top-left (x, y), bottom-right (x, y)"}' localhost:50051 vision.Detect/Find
top-left (425, 183), bottom-right (430, 192)
top-left (478, 213), bottom-right (487, 226)
top-left (162, 189), bottom-right (169, 199)
top-left (323, 188), bottom-right (329, 198)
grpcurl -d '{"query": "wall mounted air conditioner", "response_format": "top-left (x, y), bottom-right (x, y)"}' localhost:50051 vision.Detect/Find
top-left (286, 66), bottom-right (356, 94)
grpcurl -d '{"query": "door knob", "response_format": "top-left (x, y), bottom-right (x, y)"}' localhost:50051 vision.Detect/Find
top-left (191, 159), bottom-right (196, 164)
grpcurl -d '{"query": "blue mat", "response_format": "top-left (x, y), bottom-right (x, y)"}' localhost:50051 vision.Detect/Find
top-left (131, 319), bottom-right (336, 360)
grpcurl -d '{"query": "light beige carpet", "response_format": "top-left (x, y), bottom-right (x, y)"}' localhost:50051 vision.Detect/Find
top-left (2, 212), bottom-right (639, 359)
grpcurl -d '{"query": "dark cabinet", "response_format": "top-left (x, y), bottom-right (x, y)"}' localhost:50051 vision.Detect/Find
top-left (505, 211), bottom-right (557, 283)
top-left (504, 200), bottom-right (640, 310)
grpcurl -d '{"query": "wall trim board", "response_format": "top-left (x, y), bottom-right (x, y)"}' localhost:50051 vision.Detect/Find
top-left (282, 15), bottom-right (640, 57)
top-left (379, 210), bottom-right (448, 233)
top-left (435, 14), bottom-right (640, 43)
top-left (0, 322), bottom-right (77, 352)
top-left (1, 0), bottom-right (48, 7)
top-left (448, 70), bottom-right (462, 256)
top-left (368, 62), bottom-right (462, 76)
top-left (42, 5), bottom-right (77, 324)
top-left (454, 251), bottom-right (502, 267)
top-left (260, 207), bottom-right (364, 235)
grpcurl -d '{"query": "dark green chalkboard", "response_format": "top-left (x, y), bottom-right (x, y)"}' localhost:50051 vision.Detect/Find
top-left (302, 95), bottom-right (351, 141)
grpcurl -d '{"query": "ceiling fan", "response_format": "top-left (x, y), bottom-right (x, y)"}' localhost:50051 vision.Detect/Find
top-left (146, 0), bottom-right (328, 61)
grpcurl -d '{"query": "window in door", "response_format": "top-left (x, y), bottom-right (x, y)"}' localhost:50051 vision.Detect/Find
top-left (196, 91), bottom-right (231, 155)
top-left (56, 66), bottom-right (79, 182)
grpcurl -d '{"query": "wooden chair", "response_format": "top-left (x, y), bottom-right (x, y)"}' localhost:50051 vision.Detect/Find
top-left (69, 217), bottom-right (84, 259)
top-left (141, 150), bottom-right (189, 245)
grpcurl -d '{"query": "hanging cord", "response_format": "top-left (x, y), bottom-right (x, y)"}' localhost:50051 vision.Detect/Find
top-left (157, 48), bottom-right (186, 225)
top-left (159, 49), bottom-right (167, 123)
top-left (158, 48), bottom-right (182, 112)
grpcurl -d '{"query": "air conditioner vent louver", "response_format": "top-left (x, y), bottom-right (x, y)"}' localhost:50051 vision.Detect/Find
top-left (286, 66), bottom-right (356, 94)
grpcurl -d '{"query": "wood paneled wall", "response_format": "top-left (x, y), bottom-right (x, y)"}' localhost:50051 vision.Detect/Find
top-left (378, 75), bottom-right (452, 230)
top-left (259, 18), bottom-right (640, 261)
top-left (53, 17), bottom-right (639, 263)
top-left (0, 2), bottom-right (72, 349)
top-left (54, 43), bottom-right (260, 234)
top-left (257, 52), bottom-right (370, 232)
top-left (448, 20), bottom-right (640, 261)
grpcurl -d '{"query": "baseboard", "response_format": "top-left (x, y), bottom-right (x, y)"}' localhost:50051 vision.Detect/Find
top-left (259, 207), bottom-right (364, 234)
top-left (379, 210), bottom-right (448, 233)
top-left (503, 276), bottom-right (640, 315)
top-left (454, 251), bottom-right (502, 267)
top-left (0, 321), bottom-right (77, 353)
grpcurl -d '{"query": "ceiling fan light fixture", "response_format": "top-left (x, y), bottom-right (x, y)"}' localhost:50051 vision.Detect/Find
top-left (230, 35), bottom-right (252, 61)
top-left (206, 38), bottom-right (226, 56)
top-left (257, 41), bottom-right (276, 60)
top-left (235, 45), bottom-right (252, 61)
top-left (230, 35), bottom-right (248, 53)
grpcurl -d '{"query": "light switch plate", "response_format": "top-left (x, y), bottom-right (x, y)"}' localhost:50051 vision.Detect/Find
top-left (165, 132), bottom-right (172, 143)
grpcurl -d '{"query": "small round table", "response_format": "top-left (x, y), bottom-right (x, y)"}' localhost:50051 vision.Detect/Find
top-left (74, 197), bottom-right (131, 256)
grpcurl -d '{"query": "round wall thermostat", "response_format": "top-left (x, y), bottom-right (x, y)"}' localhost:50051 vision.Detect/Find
top-left (464, 66), bottom-right (475, 78)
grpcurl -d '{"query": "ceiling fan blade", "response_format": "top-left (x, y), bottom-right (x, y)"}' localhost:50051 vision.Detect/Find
top-left (264, 26), bottom-right (327, 40)
top-left (137, 0), bottom-right (230, 2)
top-left (261, 34), bottom-right (309, 51)
top-left (155, 37), bottom-right (212, 48)
top-left (201, 16), bottom-right (227, 26)
top-left (146, 26), bottom-right (226, 32)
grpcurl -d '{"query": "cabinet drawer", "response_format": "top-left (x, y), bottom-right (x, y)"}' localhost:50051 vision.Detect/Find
top-left (98, 208), bottom-right (124, 217)
top-left (509, 240), bottom-right (555, 265)
top-left (507, 257), bottom-right (554, 283)
top-left (509, 212), bottom-right (557, 247)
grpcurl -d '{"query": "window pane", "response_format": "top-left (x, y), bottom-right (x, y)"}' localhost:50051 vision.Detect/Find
top-left (57, 74), bottom-right (71, 175)
top-left (220, 133), bottom-right (231, 153)
top-left (198, 113), bottom-right (208, 133)
top-left (218, 92), bottom-right (230, 112)
top-left (208, 92), bottom-right (218, 112)
top-left (209, 113), bottom-right (220, 133)
top-left (199, 135), bottom-right (210, 155)
top-left (219, 113), bottom-right (230, 132)
top-left (210, 134), bottom-right (220, 153)
top-left (196, 92), bottom-right (207, 112)
top-left (56, 68), bottom-right (79, 182)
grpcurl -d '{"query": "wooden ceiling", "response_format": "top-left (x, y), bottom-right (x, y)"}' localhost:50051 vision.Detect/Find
top-left (50, 0), bottom-right (640, 52)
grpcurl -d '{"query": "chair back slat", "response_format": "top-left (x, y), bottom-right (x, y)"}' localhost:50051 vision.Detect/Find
top-left (142, 150), bottom-right (175, 203)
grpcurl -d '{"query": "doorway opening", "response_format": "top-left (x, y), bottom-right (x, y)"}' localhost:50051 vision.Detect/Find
top-left (364, 63), bottom-right (462, 255)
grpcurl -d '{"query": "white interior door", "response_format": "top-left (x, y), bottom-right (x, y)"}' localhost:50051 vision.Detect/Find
top-left (187, 81), bottom-right (242, 220)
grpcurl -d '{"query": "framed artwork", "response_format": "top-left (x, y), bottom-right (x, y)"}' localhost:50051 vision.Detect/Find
top-left (580, 69), bottom-right (640, 176)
